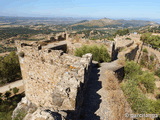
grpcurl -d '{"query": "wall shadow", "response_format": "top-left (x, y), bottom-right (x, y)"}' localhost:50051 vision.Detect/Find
top-left (79, 64), bottom-right (102, 120)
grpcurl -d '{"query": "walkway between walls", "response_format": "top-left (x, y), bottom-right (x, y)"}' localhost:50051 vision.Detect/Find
top-left (80, 62), bottom-right (132, 120)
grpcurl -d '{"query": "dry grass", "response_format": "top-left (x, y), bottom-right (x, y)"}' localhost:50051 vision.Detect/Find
top-left (104, 70), bottom-right (132, 120)
top-left (117, 56), bottom-right (126, 66)
top-left (104, 70), bottom-right (119, 90)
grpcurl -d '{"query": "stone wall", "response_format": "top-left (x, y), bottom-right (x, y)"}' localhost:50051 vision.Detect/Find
top-left (13, 40), bottom-right (92, 120)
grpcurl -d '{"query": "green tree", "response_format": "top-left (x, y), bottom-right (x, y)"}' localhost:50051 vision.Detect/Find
top-left (115, 29), bottom-right (129, 36)
top-left (75, 45), bottom-right (111, 62)
top-left (0, 51), bottom-right (22, 84)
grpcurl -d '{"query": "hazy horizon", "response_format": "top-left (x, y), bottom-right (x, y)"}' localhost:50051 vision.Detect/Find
top-left (1, 15), bottom-right (160, 21)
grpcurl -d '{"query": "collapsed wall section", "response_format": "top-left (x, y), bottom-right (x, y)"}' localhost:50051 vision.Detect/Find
top-left (13, 40), bottom-right (92, 119)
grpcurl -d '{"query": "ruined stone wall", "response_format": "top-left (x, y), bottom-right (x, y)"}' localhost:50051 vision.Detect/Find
top-left (15, 40), bottom-right (92, 113)
top-left (124, 45), bottom-right (139, 61)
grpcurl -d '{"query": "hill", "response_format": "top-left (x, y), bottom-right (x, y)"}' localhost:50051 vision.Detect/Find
top-left (71, 18), bottom-right (158, 29)
top-left (72, 18), bottom-right (121, 28)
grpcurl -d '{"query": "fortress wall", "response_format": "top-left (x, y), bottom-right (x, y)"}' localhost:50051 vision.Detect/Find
top-left (15, 40), bottom-right (92, 112)
top-left (124, 45), bottom-right (139, 61)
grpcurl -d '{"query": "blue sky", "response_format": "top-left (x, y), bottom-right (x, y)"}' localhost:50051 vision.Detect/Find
top-left (0, 0), bottom-right (160, 19)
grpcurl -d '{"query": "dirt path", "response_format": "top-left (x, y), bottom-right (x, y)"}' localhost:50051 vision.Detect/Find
top-left (80, 64), bottom-right (101, 120)
top-left (0, 80), bottom-right (24, 93)
top-left (79, 35), bottom-right (140, 119)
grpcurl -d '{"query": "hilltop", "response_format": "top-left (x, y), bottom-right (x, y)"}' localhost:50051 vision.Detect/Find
top-left (72, 18), bottom-right (121, 27)
top-left (71, 18), bottom-right (158, 29)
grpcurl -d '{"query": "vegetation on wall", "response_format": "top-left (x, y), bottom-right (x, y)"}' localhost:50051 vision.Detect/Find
top-left (75, 45), bottom-right (111, 62)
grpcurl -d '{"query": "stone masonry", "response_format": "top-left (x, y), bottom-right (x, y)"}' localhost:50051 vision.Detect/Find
top-left (13, 38), bottom-right (92, 120)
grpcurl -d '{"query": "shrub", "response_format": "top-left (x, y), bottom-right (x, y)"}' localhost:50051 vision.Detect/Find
top-left (155, 68), bottom-right (160, 78)
top-left (137, 71), bottom-right (155, 93)
top-left (140, 59), bottom-right (146, 66)
top-left (0, 92), bottom-right (25, 120)
top-left (125, 37), bottom-right (131, 40)
top-left (4, 91), bottom-right (11, 99)
top-left (153, 100), bottom-right (160, 114)
top-left (124, 61), bottom-right (142, 79)
top-left (122, 61), bottom-right (157, 114)
top-left (148, 64), bottom-right (155, 70)
top-left (141, 33), bottom-right (160, 50)
top-left (75, 45), bottom-right (111, 62)
top-left (150, 55), bottom-right (154, 61)
top-left (114, 29), bottom-right (129, 36)
top-left (12, 87), bottom-right (19, 95)
top-left (121, 81), bottom-right (151, 113)
top-left (0, 111), bottom-right (13, 120)
top-left (143, 48), bottom-right (148, 53)
top-left (13, 110), bottom-right (27, 120)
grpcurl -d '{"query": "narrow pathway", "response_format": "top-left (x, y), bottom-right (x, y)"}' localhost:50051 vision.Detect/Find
top-left (80, 64), bottom-right (101, 120)
top-left (0, 80), bottom-right (24, 93)
top-left (80, 63), bottom-right (132, 120)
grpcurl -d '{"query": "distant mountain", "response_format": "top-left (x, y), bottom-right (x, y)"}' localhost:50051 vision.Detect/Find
top-left (0, 16), bottom-right (159, 27)
top-left (72, 18), bottom-right (121, 27)
top-left (0, 16), bottom-right (88, 25)
top-left (71, 18), bottom-right (158, 29)
top-left (75, 20), bottom-right (89, 24)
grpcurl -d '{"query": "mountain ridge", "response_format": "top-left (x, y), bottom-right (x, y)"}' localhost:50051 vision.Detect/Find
top-left (72, 18), bottom-right (159, 28)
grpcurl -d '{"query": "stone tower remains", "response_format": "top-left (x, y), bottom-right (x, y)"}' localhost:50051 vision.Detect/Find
top-left (12, 33), bottom-right (92, 120)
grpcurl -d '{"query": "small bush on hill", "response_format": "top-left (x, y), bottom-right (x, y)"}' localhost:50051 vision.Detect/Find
top-left (143, 48), bottom-right (148, 53)
top-left (150, 55), bottom-right (154, 61)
